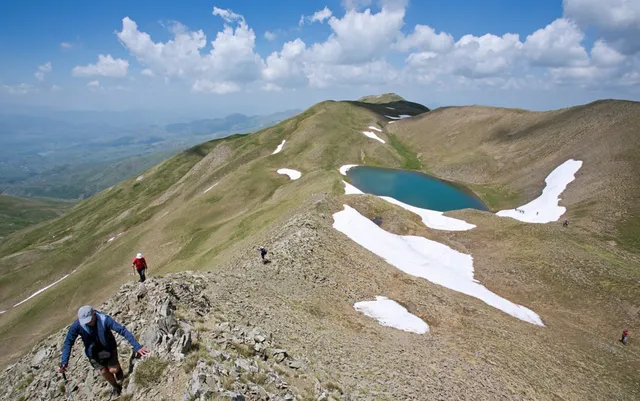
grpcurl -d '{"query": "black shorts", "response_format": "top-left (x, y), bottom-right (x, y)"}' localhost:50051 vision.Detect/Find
top-left (89, 349), bottom-right (119, 370)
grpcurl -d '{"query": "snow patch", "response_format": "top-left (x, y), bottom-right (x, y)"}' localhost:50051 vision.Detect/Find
top-left (368, 126), bottom-right (382, 132)
top-left (398, 115), bottom-right (411, 119)
top-left (361, 131), bottom-right (385, 144)
top-left (384, 115), bottom-right (401, 120)
top-left (497, 159), bottom-right (583, 223)
top-left (204, 182), bottom-right (219, 193)
top-left (333, 205), bottom-right (544, 326)
top-left (343, 181), bottom-right (364, 195)
top-left (136, 175), bottom-right (144, 182)
top-left (107, 232), bottom-right (124, 243)
top-left (354, 296), bottom-right (429, 334)
top-left (380, 196), bottom-right (476, 231)
top-left (13, 270), bottom-right (77, 308)
top-left (386, 107), bottom-right (395, 110)
top-left (339, 164), bottom-right (358, 176)
top-left (271, 140), bottom-right (286, 155)
top-left (341, 181), bottom-right (475, 231)
top-left (388, 121), bottom-right (396, 124)
top-left (277, 168), bottom-right (302, 180)
top-left (0, 310), bottom-right (6, 314)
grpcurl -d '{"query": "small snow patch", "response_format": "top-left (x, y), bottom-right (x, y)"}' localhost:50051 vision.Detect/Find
top-left (277, 168), bottom-right (302, 180)
top-left (343, 181), bottom-right (364, 195)
top-left (497, 159), bottom-right (583, 223)
top-left (384, 115), bottom-right (401, 120)
top-left (271, 140), bottom-right (286, 155)
top-left (333, 205), bottom-right (544, 326)
top-left (388, 121), bottom-right (396, 124)
top-left (204, 182), bottom-right (219, 193)
top-left (368, 126), bottom-right (382, 132)
top-left (0, 310), bottom-right (6, 315)
top-left (107, 232), bottom-right (124, 243)
top-left (339, 165), bottom-right (358, 176)
top-left (362, 131), bottom-right (385, 144)
top-left (398, 114), bottom-right (411, 119)
top-left (386, 107), bottom-right (395, 110)
top-left (136, 175), bottom-right (144, 182)
top-left (354, 296), bottom-right (429, 334)
top-left (13, 270), bottom-right (77, 308)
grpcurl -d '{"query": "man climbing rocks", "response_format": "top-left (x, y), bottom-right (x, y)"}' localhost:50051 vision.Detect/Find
top-left (620, 330), bottom-right (629, 345)
top-left (132, 252), bottom-right (148, 282)
top-left (58, 306), bottom-right (150, 397)
top-left (259, 246), bottom-right (268, 262)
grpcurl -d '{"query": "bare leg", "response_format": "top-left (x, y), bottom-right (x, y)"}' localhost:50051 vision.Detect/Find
top-left (100, 367), bottom-right (118, 387)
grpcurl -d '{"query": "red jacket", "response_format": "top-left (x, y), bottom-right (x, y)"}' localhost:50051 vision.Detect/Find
top-left (133, 257), bottom-right (147, 271)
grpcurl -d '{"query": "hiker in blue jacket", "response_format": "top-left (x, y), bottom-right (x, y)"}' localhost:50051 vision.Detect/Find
top-left (58, 305), bottom-right (150, 396)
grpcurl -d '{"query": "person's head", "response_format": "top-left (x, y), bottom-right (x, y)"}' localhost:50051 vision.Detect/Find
top-left (78, 305), bottom-right (96, 326)
top-left (136, 253), bottom-right (143, 259)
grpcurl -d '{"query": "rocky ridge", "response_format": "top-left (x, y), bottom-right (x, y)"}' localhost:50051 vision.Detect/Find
top-left (1, 273), bottom-right (345, 401)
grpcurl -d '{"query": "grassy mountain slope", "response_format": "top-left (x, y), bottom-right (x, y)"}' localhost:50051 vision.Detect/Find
top-left (0, 195), bottom-right (74, 237)
top-left (1, 97), bottom-right (639, 399)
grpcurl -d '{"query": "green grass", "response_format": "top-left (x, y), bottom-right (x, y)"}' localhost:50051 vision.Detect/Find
top-left (0, 195), bottom-right (75, 237)
top-left (133, 356), bottom-right (169, 388)
top-left (387, 134), bottom-right (422, 170)
top-left (467, 183), bottom-right (523, 211)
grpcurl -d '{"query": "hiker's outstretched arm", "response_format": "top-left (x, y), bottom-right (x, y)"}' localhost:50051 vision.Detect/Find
top-left (60, 324), bottom-right (79, 367)
top-left (105, 315), bottom-right (142, 352)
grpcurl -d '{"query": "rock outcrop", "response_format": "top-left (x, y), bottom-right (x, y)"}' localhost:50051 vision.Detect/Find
top-left (1, 273), bottom-right (345, 401)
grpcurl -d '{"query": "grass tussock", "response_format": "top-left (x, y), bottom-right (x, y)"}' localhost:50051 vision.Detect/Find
top-left (133, 356), bottom-right (169, 388)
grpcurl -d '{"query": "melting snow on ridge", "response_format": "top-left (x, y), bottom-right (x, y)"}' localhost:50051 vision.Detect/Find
top-left (204, 182), bottom-right (219, 193)
top-left (13, 270), bottom-right (76, 308)
top-left (354, 296), bottom-right (429, 334)
top-left (136, 175), bottom-right (144, 182)
top-left (368, 126), bottom-right (382, 132)
top-left (339, 164), bottom-right (358, 176)
top-left (271, 140), bottom-right (286, 155)
top-left (497, 159), bottom-right (583, 223)
top-left (0, 310), bottom-right (6, 314)
top-left (333, 205), bottom-right (544, 326)
top-left (277, 168), bottom-right (302, 180)
top-left (380, 196), bottom-right (475, 231)
top-left (341, 181), bottom-right (474, 231)
top-left (384, 115), bottom-right (412, 120)
top-left (362, 131), bottom-right (385, 144)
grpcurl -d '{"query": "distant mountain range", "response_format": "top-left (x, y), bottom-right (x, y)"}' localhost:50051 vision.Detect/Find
top-left (0, 109), bottom-right (300, 199)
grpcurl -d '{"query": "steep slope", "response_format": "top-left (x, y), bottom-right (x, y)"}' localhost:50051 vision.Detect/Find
top-left (0, 195), bottom-right (74, 237)
top-left (1, 97), bottom-right (639, 400)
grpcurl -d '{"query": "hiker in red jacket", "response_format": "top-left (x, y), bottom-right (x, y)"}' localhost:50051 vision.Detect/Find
top-left (132, 253), bottom-right (147, 283)
top-left (620, 330), bottom-right (629, 345)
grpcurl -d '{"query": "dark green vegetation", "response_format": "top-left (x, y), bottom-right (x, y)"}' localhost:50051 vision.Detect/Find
top-left (0, 195), bottom-right (74, 237)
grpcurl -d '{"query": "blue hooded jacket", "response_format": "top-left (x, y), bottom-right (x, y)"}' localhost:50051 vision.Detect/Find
top-left (60, 311), bottom-right (142, 367)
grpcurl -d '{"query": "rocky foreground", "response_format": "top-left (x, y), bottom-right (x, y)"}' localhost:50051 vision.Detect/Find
top-left (1, 273), bottom-right (345, 401)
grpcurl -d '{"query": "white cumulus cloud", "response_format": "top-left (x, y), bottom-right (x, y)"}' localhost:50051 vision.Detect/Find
top-left (264, 31), bottom-right (277, 41)
top-left (34, 61), bottom-right (52, 81)
top-left (524, 19), bottom-right (589, 67)
top-left (308, 7), bottom-right (333, 24)
top-left (72, 54), bottom-right (129, 77)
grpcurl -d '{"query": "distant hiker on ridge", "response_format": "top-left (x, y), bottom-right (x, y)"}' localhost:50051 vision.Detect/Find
top-left (58, 305), bottom-right (150, 397)
top-left (259, 246), bottom-right (268, 263)
top-left (132, 252), bottom-right (148, 282)
top-left (563, 219), bottom-right (569, 228)
top-left (620, 330), bottom-right (629, 345)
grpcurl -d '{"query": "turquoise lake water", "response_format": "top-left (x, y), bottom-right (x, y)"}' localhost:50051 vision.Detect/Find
top-left (347, 166), bottom-right (488, 212)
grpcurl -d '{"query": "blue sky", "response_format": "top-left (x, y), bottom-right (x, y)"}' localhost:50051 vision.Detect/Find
top-left (1, 0), bottom-right (638, 118)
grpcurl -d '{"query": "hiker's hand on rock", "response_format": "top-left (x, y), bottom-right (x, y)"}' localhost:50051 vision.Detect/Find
top-left (58, 365), bottom-right (67, 373)
top-left (136, 347), bottom-right (150, 357)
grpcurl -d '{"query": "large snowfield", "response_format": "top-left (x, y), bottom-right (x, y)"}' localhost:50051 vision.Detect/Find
top-left (333, 205), bottom-right (544, 326)
top-left (276, 168), bottom-right (302, 180)
top-left (354, 296), bottom-right (429, 334)
top-left (497, 159), bottom-right (583, 223)
top-left (271, 140), bottom-right (286, 155)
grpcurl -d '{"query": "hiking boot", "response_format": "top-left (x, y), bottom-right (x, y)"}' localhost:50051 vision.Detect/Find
top-left (111, 383), bottom-right (122, 397)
